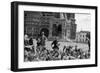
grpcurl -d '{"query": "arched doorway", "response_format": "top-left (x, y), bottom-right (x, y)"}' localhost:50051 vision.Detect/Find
top-left (40, 28), bottom-right (49, 37)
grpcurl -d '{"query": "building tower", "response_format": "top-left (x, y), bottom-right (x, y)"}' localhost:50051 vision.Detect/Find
top-left (61, 13), bottom-right (77, 40)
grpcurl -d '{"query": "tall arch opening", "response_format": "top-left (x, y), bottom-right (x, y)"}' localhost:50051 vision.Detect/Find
top-left (40, 28), bottom-right (49, 37)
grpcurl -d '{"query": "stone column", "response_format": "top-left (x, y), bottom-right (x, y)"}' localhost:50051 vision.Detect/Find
top-left (62, 23), bottom-right (65, 40)
top-left (48, 21), bottom-right (52, 39)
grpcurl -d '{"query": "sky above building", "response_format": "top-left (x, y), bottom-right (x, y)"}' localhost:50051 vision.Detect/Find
top-left (75, 13), bottom-right (91, 32)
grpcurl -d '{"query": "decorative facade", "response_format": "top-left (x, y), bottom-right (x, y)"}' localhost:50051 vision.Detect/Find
top-left (75, 31), bottom-right (90, 43)
top-left (24, 11), bottom-right (77, 41)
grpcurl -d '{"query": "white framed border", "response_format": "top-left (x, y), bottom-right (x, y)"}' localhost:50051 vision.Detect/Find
top-left (18, 5), bottom-right (96, 69)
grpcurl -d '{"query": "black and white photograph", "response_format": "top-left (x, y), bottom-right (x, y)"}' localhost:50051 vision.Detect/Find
top-left (24, 11), bottom-right (91, 62)
top-left (11, 1), bottom-right (97, 71)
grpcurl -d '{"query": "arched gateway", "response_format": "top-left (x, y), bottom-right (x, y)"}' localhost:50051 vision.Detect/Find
top-left (40, 28), bottom-right (49, 37)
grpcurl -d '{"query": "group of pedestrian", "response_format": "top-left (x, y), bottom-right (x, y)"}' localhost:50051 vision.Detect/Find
top-left (24, 32), bottom-right (90, 62)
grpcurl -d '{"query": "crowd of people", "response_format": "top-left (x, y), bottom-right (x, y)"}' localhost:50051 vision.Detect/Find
top-left (24, 32), bottom-right (90, 62)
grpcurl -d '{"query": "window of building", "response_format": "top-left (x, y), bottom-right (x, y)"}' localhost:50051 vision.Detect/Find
top-left (67, 13), bottom-right (71, 20)
top-left (54, 13), bottom-right (60, 18)
top-left (57, 24), bottom-right (62, 37)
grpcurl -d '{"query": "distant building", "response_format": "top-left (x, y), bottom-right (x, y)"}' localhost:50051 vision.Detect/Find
top-left (75, 31), bottom-right (90, 43)
top-left (24, 11), bottom-right (77, 41)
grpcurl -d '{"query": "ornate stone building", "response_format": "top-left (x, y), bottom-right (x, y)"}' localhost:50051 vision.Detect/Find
top-left (75, 31), bottom-right (90, 43)
top-left (24, 11), bottom-right (77, 41)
